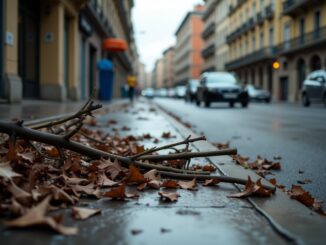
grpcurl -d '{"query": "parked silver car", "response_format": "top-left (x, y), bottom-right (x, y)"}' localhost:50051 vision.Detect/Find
top-left (301, 70), bottom-right (326, 107)
top-left (246, 84), bottom-right (271, 103)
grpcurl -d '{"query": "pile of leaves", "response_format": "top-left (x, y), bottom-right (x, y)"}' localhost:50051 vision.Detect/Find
top-left (0, 124), bottom-right (269, 235)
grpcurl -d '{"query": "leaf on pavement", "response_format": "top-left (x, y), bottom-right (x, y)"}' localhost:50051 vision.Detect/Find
top-left (203, 179), bottom-right (220, 186)
top-left (7, 180), bottom-right (32, 205)
top-left (0, 162), bottom-right (22, 179)
top-left (71, 207), bottom-right (101, 220)
top-left (144, 169), bottom-right (161, 181)
top-left (7, 140), bottom-right (17, 161)
top-left (72, 183), bottom-right (101, 199)
top-left (159, 191), bottom-right (180, 202)
top-left (161, 180), bottom-right (179, 189)
top-left (178, 178), bottom-right (197, 190)
top-left (4, 196), bottom-right (78, 235)
top-left (102, 185), bottom-right (139, 200)
top-left (161, 132), bottom-right (172, 139)
top-left (202, 165), bottom-right (216, 172)
top-left (288, 185), bottom-right (314, 207)
top-left (124, 165), bottom-right (148, 184)
top-left (43, 146), bottom-right (60, 157)
top-left (97, 172), bottom-right (118, 187)
top-left (228, 176), bottom-right (273, 198)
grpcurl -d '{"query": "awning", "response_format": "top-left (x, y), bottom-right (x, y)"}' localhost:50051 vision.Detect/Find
top-left (103, 38), bottom-right (128, 52)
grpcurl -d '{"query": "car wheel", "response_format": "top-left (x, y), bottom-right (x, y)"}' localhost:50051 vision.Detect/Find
top-left (265, 98), bottom-right (271, 103)
top-left (196, 99), bottom-right (200, 107)
top-left (323, 93), bottom-right (326, 107)
top-left (204, 100), bottom-right (210, 108)
top-left (241, 101), bottom-right (248, 108)
top-left (229, 102), bottom-right (234, 108)
top-left (302, 93), bottom-right (310, 107)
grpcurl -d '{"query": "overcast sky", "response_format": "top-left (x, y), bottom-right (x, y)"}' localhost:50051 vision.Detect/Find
top-left (133, 0), bottom-right (203, 72)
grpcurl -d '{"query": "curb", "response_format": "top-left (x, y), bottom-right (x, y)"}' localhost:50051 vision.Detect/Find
top-left (153, 101), bottom-right (326, 245)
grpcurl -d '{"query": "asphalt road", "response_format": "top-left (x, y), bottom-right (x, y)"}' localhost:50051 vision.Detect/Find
top-left (155, 98), bottom-right (326, 206)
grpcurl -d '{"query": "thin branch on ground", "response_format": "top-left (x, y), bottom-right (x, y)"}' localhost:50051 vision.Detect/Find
top-left (131, 135), bottom-right (206, 160)
top-left (27, 140), bottom-right (62, 162)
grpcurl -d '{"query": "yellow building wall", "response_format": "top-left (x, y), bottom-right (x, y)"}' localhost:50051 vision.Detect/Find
top-left (40, 2), bottom-right (64, 85)
top-left (4, 0), bottom-right (18, 75)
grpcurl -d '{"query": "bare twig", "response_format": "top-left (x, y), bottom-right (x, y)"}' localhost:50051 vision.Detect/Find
top-left (131, 135), bottom-right (206, 160)
top-left (157, 170), bottom-right (276, 191)
top-left (137, 149), bottom-right (237, 162)
top-left (29, 100), bottom-right (101, 130)
top-left (27, 141), bottom-right (62, 162)
top-left (63, 121), bottom-right (84, 140)
top-left (79, 130), bottom-right (106, 144)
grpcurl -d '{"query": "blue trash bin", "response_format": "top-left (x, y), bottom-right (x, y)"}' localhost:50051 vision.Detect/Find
top-left (97, 59), bottom-right (114, 101)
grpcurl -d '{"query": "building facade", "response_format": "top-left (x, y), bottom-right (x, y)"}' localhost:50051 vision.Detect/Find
top-left (225, 0), bottom-right (280, 100)
top-left (0, 0), bottom-right (137, 103)
top-left (174, 5), bottom-right (204, 85)
top-left (224, 0), bottom-right (326, 102)
top-left (274, 0), bottom-right (326, 102)
top-left (202, 0), bottom-right (229, 72)
top-left (152, 58), bottom-right (164, 89)
top-left (162, 46), bottom-right (175, 88)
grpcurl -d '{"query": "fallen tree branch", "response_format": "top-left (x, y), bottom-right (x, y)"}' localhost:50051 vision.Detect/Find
top-left (137, 148), bottom-right (237, 162)
top-left (157, 171), bottom-right (275, 191)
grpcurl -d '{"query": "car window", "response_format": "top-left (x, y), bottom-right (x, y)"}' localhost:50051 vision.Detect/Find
top-left (206, 73), bottom-right (237, 84)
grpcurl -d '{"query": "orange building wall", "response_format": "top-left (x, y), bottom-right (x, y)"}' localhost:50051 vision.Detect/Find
top-left (191, 14), bottom-right (204, 79)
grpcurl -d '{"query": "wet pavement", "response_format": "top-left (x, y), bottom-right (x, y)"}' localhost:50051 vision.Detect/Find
top-left (154, 98), bottom-right (326, 208)
top-left (0, 99), bottom-right (326, 244)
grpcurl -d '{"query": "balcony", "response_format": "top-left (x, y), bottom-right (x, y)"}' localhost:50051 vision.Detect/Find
top-left (265, 4), bottom-right (274, 19)
top-left (226, 28), bottom-right (241, 43)
top-left (202, 44), bottom-right (215, 59)
top-left (256, 12), bottom-right (264, 25)
top-left (276, 27), bottom-right (326, 55)
top-left (225, 47), bottom-right (276, 70)
top-left (202, 23), bottom-right (216, 40)
top-left (228, 5), bottom-right (235, 16)
top-left (282, 0), bottom-right (312, 16)
top-left (247, 17), bottom-right (255, 30)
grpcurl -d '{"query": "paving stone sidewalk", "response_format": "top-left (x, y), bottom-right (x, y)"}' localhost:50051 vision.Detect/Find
top-left (0, 99), bottom-right (325, 245)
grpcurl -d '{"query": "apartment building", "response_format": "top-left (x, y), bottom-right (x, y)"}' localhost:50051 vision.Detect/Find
top-left (174, 5), bottom-right (204, 85)
top-left (225, 0), bottom-right (279, 99)
top-left (152, 58), bottom-right (164, 89)
top-left (0, 0), bottom-right (137, 103)
top-left (162, 46), bottom-right (175, 88)
top-left (274, 0), bottom-right (326, 102)
top-left (202, 0), bottom-right (229, 72)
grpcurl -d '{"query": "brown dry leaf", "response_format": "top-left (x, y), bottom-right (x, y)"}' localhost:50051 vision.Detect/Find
top-left (103, 185), bottom-right (138, 199)
top-left (161, 132), bottom-right (171, 139)
top-left (17, 152), bottom-right (35, 164)
top-left (148, 180), bottom-right (161, 189)
top-left (143, 133), bottom-right (152, 139)
top-left (288, 185), bottom-right (314, 207)
top-left (203, 179), bottom-right (220, 186)
top-left (159, 191), bottom-right (180, 202)
top-left (0, 162), bottom-right (22, 179)
top-left (7, 140), bottom-right (17, 161)
top-left (121, 126), bottom-right (131, 131)
top-left (124, 165), bottom-right (148, 185)
top-left (7, 180), bottom-right (32, 204)
top-left (144, 169), bottom-right (161, 181)
top-left (228, 176), bottom-right (273, 198)
top-left (4, 196), bottom-right (77, 235)
top-left (202, 165), bottom-right (216, 172)
top-left (215, 142), bottom-right (229, 149)
top-left (108, 119), bottom-right (118, 125)
top-left (43, 146), bottom-right (59, 157)
top-left (161, 180), bottom-right (179, 189)
top-left (72, 183), bottom-right (101, 199)
top-left (71, 207), bottom-right (101, 220)
top-left (131, 145), bottom-right (145, 154)
top-left (263, 162), bottom-right (281, 170)
top-left (97, 173), bottom-right (118, 187)
top-left (178, 178), bottom-right (197, 190)
top-left (136, 183), bottom-right (147, 191)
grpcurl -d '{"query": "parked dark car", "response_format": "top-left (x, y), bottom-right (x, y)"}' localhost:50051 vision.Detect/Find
top-left (185, 79), bottom-right (199, 102)
top-left (246, 84), bottom-right (271, 103)
top-left (301, 70), bottom-right (326, 107)
top-left (196, 72), bottom-right (249, 108)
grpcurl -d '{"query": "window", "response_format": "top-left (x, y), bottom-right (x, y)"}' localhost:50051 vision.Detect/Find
top-left (283, 23), bottom-right (291, 50)
top-left (299, 17), bottom-right (305, 44)
top-left (260, 0), bottom-right (264, 13)
top-left (269, 27), bottom-right (274, 52)
top-left (260, 31), bottom-right (264, 49)
top-left (252, 35), bottom-right (256, 51)
top-left (314, 10), bottom-right (321, 39)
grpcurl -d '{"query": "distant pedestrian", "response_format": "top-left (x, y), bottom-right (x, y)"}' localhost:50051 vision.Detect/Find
top-left (127, 75), bottom-right (137, 103)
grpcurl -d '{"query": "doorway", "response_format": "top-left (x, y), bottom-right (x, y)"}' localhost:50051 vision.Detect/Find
top-left (18, 0), bottom-right (40, 98)
top-left (80, 37), bottom-right (86, 100)
top-left (279, 77), bottom-right (289, 101)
